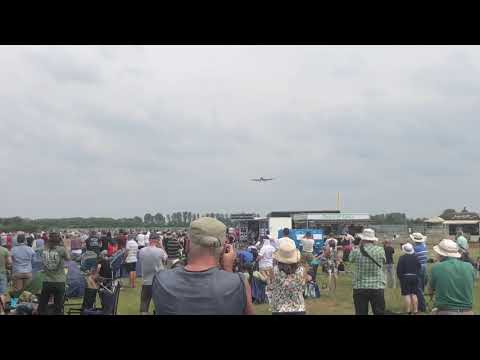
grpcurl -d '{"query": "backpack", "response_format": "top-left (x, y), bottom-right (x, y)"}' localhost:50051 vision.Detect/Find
top-left (304, 281), bottom-right (320, 298)
top-left (43, 247), bottom-right (62, 272)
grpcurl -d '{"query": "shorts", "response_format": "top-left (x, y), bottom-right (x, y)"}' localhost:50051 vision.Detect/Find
top-left (400, 275), bottom-right (418, 296)
top-left (13, 272), bottom-right (32, 281)
top-left (140, 285), bottom-right (153, 313)
top-left (302, 252), bottom-right (314, 264)
top-left (0, 272), bottom-right (7, 295)
top-left (125, 262), bottom-right (137, 273)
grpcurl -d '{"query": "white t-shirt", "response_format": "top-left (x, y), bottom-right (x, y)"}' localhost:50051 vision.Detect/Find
top-left (258, 243), bottom-right (275, 270)
top-left (136, 233), bottom-right (146, 247)
top-left (301, 238), bottom-right (314, 253)
top-left (126, 240), bottom-right (139, 263)
top-left (279, 237), bottom-right (296, 248)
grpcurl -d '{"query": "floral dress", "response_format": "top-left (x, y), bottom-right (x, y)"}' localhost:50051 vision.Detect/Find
top-left (267, 265), bottom-right (306, 313)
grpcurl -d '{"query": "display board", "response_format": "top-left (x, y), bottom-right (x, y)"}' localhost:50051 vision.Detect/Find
top-left (277, 228), bottom-right (324, 252)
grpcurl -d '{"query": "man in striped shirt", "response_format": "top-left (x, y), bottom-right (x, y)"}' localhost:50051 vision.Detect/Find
top-left (163, 232), bottom-right (182, 268)
top-left (411, 232), bottom-right (428, 312)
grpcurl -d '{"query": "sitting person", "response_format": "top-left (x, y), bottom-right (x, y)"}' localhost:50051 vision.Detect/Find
top-left (80, 249), bottom-right (99, 273)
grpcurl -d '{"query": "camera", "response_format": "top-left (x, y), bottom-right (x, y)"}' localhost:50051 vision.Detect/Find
top-left (353, 236), bottom-right (361, 246)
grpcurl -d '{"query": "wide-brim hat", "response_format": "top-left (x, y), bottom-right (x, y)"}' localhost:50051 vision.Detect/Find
top-left (273, 241), bottom-right (301, 264)
top-left (410, 232), bottom-right (426, 243)
top-left (433, 239), bottom-right (461, 258)
top-left (358, 228), bottom-right (378, 242)
top-left (402, 243), bottom-right (414, 254)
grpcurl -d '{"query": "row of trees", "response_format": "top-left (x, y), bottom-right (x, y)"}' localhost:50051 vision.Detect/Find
top-left (143, 212), bottom-right (236, 227)
top-left (0, 212), bottom-right (242, 232)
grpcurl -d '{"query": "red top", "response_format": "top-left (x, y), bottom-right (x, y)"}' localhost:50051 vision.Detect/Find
top-left (6, 235), bottom-right (12, 251)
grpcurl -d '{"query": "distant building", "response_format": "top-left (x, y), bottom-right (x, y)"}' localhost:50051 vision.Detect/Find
top-left (231, 210), bottom-right (371, 244)
top-left (424, 207), bottom-right (480, 242)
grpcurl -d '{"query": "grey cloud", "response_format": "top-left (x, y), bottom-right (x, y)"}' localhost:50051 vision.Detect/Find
top-left (24, 47), bottom-right (103, 84)
top-left (1, 45), bottom-right (480, 219)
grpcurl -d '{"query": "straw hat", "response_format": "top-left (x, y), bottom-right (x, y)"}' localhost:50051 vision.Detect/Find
top-left (433, 239), bottom-right (461, 258)
top-left (402, 243), bottom-right (414, 254)
top-left (410, 232), bottom-right (426, 243)
top-left (358, 228), bottom-right (378, 242)
top-left (273, 240), bottom-right (301, 264)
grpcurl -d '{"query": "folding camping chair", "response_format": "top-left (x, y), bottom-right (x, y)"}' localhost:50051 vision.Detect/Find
top-left (65, 249), bottom-right (124, 315)
top-left (66, 279), bottom-right (121, 315)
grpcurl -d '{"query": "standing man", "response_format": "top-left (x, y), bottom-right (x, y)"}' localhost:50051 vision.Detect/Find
top-left (152, 217), bottom-right (255, 315)
top-left (138, 233), bottom-right (167, 314)
top-left (428, 239), bottom-right (476, 315)
top-left (383, 240), bottom-right (396, 288)
top-left (257, 236), bottom-right (275, 284)
top-left (86, 231), bottom-right (102, 255)
top-left (11, 233), bottom-right (35, 300)
top-left (411, 232), bottom-right (428, 312)
top-left (349, 228), bottom-right (386, 315)
top-left (301, 232), bottom-right (315, 264)
top-left (124, 234), bottom-right (139, 288)
top-left (455, 231), bottom-right (469, 253)
top-left (38, 232), bottom-right (70, 315)
top-left (278, 228), bottom-right (295, 248)
top-left (163, 231), bottom-right (182, 268)
top-left (136, 231), bottom-right (146, 251)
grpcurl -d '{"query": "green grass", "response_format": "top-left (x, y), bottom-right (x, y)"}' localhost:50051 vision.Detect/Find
top-left (111, 243), bottom-right (480, 315)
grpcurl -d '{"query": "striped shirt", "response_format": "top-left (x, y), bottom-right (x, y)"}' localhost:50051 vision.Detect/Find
top-left (414, 243), bottom-right (428, 265)
top-left (164, 237), bottom-right (181, 259)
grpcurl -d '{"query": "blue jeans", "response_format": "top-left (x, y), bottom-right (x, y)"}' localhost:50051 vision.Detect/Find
top-left (0, 272), bottom-right (7, 295)
top-left (416, 265), bottom-right (427, 312)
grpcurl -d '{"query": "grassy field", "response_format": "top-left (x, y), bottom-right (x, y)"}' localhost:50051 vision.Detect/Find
top-left (112, 243), bottom-right (480, 315)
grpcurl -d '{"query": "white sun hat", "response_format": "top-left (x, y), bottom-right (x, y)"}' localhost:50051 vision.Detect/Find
top-left (433, 239), bottom-right (461, 258)
top-left (358, 228), bottom-right (378, 242)
top-left (402, 243), bottom-right (414, 254)
top-left (410, 232), bottom-right (427, 243)
top-left (273, 240), bottom-right (301, 264)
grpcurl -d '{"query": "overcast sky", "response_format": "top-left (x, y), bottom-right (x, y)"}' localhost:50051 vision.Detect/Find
top-left (1, 45), bottom-right (479, 219)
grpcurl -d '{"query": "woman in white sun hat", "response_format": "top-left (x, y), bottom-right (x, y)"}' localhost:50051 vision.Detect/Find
top-left (427, 239), bottom-right (476, 315)
top-left (396, 243), bottom-right (421, 314)
top-left (267, 241), bottom-right (310, 315)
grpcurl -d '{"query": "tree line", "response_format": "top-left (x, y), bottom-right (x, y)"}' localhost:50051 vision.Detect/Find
top-left (0, 212), bottom-right (242, 232)
top-left (142, 212), bottom-right (237, 227)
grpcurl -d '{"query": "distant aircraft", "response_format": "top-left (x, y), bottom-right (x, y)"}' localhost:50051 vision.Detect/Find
top-left (250, 177), bottom-right (275, 182)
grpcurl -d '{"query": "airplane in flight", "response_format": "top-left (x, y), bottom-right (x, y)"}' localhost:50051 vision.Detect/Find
top-left (250, 177), bottom-right (276, 182)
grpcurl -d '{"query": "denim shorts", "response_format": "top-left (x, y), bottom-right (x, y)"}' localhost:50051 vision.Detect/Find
top-left (0, 272), bottom-right (7, 295)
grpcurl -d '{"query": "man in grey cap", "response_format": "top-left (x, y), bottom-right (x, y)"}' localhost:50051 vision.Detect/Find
top-left (152, 217), bottom-right (255, 315)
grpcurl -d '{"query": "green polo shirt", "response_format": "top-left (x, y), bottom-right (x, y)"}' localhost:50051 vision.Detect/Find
top-left (430, 257), bottom-right (476, 310)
